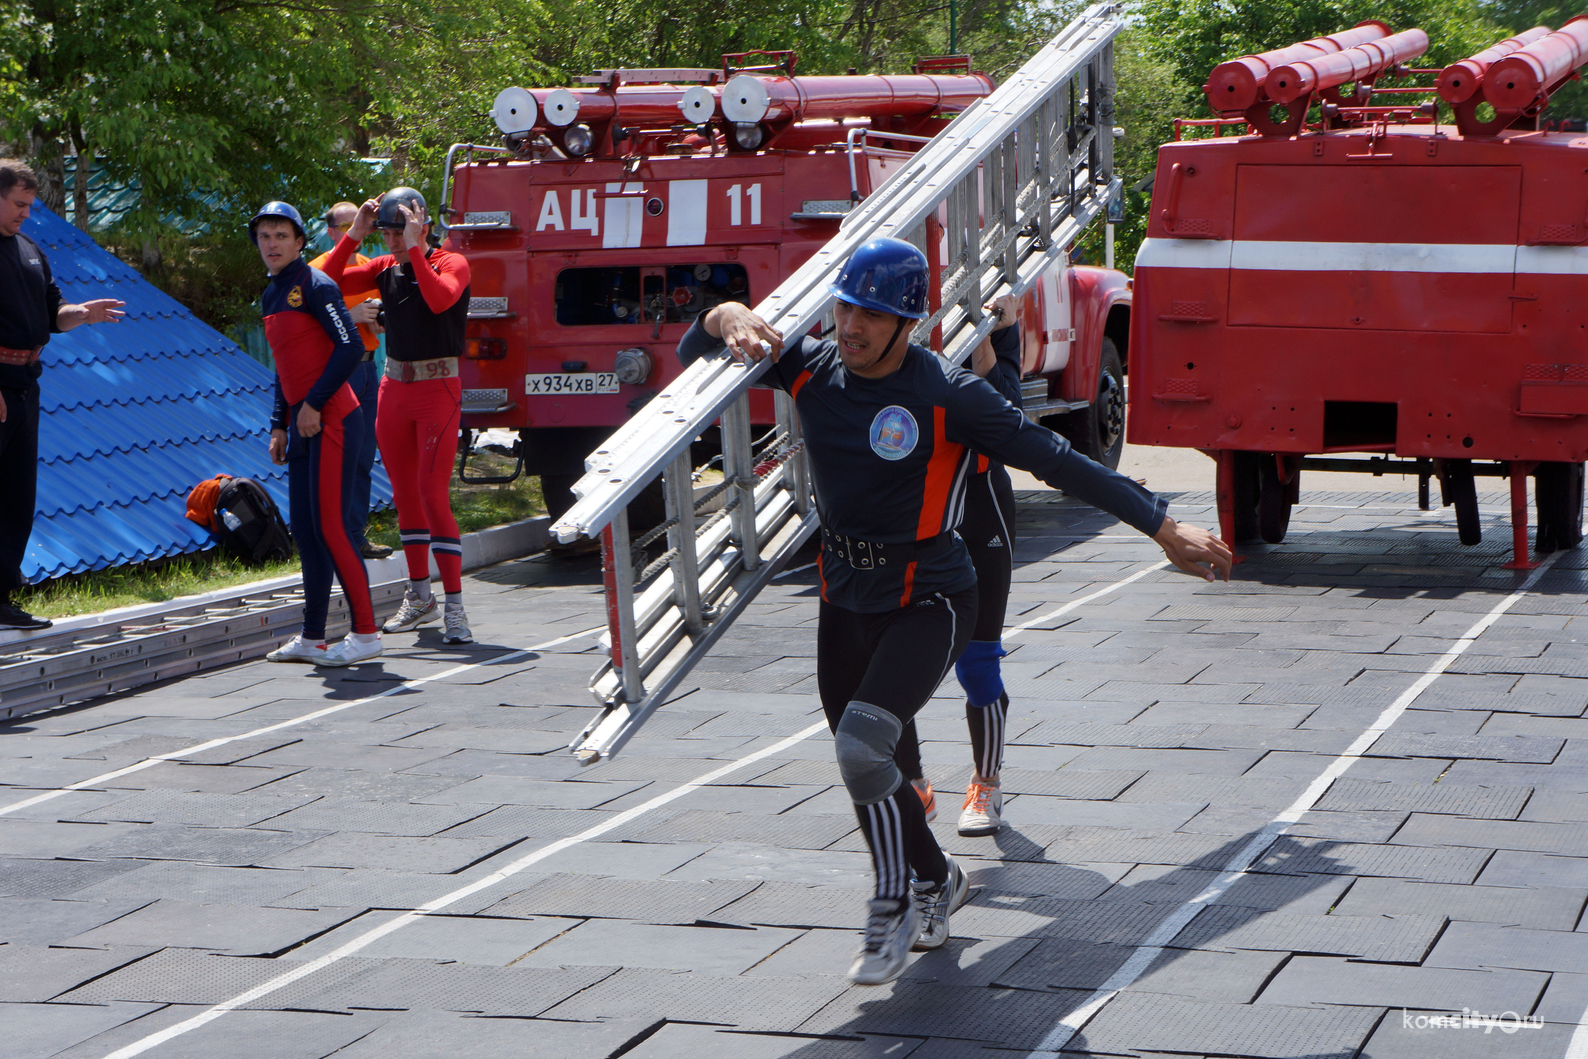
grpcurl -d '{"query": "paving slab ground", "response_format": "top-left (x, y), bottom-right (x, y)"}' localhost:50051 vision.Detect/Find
top-left (9, 485), bottom-right (1588, 1057)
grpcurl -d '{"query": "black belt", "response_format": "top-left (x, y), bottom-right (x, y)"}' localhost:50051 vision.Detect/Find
top-left (821, 527), bottom-right (952, 570)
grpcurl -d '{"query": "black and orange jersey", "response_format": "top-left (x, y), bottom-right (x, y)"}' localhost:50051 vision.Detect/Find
top-left (975, 325), bottom-right (1022, 474)
top-left (679, 320), bottom-right (1165, 613)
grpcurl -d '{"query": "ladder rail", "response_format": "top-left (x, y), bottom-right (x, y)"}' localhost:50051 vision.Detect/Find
top-left (552, 1), bottom-right (1123, 547)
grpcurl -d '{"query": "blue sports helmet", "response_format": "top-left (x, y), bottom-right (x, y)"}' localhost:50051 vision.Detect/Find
top-left (829, 237), bottom-right (931, 320)
top-left (249, 201), bottom-right (306, 244)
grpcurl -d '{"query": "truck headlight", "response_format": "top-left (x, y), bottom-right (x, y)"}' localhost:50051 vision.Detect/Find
top-left (733, 123), bottom-right (764, 150)
top-left (564, 124), bottom-right (594, 157)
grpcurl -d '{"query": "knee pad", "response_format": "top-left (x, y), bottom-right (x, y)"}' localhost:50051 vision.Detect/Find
top-left (955, 639), bottom-right (1006, 707)
top-left (833, 702), bottom-right (905, 805)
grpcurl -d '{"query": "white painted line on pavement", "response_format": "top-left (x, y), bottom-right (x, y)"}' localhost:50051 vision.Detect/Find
top-left (1021, 552), bottom-right (1563, 1057)
top-left (90, 555), bottom-right (1180, 1057)
top-left (0, 626), bottom-right (605, 818)
top-left (1006, 561), bottom-right (1171, 639)
top-left (97, 719), bottom-right (832, 1059)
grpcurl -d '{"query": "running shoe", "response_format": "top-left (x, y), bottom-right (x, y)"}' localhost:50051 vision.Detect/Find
top-left (958, 780), bottom-right (1004, 836)
top-left (383, 590), bottom-right (438, 634)
top-left (359, 541), bottom-right (394, 559)
top-left (441, 602), bottom-right (473, 645)
top-left (0, 603), bottom-right (51, 631)
top-left (848, 896), bottom-right (922, 985)
top-left (912, 852), bottom-right (971, 951)
top-left (911, 778), bottom-right (938, 823)
top-left (267, 634), bottom-right (325, 663)
top-left (314, 635), bottom-right (383, 667)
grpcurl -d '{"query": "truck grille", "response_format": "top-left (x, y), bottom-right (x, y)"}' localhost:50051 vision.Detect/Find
top-left (461, 389), bottom-right (513, 414)
top-left (467, 297), bottom-right (512, 319)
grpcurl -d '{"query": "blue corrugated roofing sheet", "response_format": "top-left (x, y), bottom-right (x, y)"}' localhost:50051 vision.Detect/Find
top-left (23, 202), bottom-right (392, 583)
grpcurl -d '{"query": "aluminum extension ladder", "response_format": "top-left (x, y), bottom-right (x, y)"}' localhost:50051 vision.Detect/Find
top-left (552, 2), bottom-right (1126, 764)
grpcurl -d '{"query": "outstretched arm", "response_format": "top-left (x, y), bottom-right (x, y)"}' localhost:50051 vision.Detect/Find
top-left (944, 373), bottom-right (1231, 581)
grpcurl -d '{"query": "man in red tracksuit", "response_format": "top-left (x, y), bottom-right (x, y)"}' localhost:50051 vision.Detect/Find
top-left (252, 201), bottom-right (382, 666)
top-left (324, 186), bottom-right (473, 646)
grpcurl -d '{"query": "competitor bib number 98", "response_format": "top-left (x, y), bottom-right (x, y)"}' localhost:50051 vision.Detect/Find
top-left (525, 372), bottom-right (620, 396)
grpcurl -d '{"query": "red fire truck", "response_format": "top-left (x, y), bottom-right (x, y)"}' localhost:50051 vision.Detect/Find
top-left (440, 54), bottom-right (1133, 517)
top-left (1130, 20), bottom-right (1588, 568)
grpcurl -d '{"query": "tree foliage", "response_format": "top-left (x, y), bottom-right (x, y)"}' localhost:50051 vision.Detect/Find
top-left (10, 0), bottom-right (1583, 312)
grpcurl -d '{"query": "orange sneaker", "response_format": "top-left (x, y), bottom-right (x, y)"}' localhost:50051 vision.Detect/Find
top-left (911, 778), bottom-right (937, 823)
top-left (958, 780), bottom-right (1003, 836)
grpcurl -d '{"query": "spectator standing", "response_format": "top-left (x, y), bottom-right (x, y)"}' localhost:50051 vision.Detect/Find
top-left (324, 187), bottom-right (474, 645)
top-left (310, 201), bottom-right (391, 559)
top-left (0, 160), bottom-right (125, 631)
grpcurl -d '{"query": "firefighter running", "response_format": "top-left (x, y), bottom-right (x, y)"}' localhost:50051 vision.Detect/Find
top-left (252, 201), bottom-right (382, 666)
top-left (680, 237), bottom-right (1232, 985)
top-left (326, 187), bottom-right (474, 645)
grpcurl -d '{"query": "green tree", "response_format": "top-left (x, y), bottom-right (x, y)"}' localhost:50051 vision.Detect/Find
top-left (1, 1), bottom-right (384, 237)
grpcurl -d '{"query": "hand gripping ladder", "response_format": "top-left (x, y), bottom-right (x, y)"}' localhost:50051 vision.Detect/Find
top-left (553, 2), bottom-right (1126, 764)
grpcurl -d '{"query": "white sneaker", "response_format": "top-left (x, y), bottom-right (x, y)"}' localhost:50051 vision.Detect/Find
top-left (912, 853), bottom-right (970, 951)
top-left (383, 590), bottom-right (438, 634)
top-left (314, 636), bottom-right (383, 667)
top-left (441, 602), bottom-right (472, 645)
top-left (267, 634), bottom-right (326, 664)
top-left (848, 896), bottom-right (921, 986)
top-left (958, 780), bottom-right (1004, 836)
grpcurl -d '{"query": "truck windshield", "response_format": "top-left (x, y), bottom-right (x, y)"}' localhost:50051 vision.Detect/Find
top-left (555, 264), bottom-right (751, 327)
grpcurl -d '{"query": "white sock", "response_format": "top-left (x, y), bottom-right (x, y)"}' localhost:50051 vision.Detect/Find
top-left (349, 631), bottom-right (381, 645)
top-left (445, 592), bottom-right (463, 606)
top-left (301, 637), bottom-right (326, 648)
top-left (410, 579), bottom-right (433, 602)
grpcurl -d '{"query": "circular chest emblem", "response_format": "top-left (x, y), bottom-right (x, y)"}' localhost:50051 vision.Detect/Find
top-left (869, 405), bottom-right (919, 461)
top-left (287, 285), bottom-right (304, 308)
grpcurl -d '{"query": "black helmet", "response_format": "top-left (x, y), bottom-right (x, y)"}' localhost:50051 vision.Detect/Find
top-left (376, 187), bottom-right (428, 230)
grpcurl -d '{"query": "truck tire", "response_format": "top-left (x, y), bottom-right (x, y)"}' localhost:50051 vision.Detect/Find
top-left (1061, 339), bottom-right (1126, 470)
top-left (1257, 454), bottom-right (1296, 544)
top-left (1444, 459), bottom-right (1481, 546)
top-left (1535, 461), bottom-right (1585, 553)
top-left (1230, 450), bottom-right (1261, 543)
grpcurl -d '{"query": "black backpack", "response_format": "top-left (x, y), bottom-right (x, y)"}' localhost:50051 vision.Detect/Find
top-left (213, 478), bottom-right (294, 564)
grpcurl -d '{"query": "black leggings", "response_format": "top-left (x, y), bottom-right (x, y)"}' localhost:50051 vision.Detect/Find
top-left (0, 382), bottom-right (38, 596)
top-left (897, 466), bottom-right (1016, 779)
top-left (818, 589), bottom-right (975, 897)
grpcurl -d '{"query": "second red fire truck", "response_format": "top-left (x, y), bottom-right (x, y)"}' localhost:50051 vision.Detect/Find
top-left (439, 54), bottom-right (1132, 517)
top-left (1130, 19), bottom-right (1588, 567)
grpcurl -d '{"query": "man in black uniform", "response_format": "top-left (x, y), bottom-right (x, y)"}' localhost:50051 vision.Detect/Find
top-left (680, 238), bottom-right (1230, 985)
top-left (896, 293), bottom-right (1023, 836)
top-left (0, 160), bottom-right (125, 631)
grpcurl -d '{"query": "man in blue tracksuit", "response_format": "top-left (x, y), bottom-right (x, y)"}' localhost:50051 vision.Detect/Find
top-left (679, 237), bottom-right (1231, 986)
top-left (253, 201), bottom-right (381, 667)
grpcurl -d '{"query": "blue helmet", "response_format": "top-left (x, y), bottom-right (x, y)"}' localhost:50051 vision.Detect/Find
top-left (249, 201), bottom-right (306, 244)
top-left (829, 238), bottom-right (931, 320)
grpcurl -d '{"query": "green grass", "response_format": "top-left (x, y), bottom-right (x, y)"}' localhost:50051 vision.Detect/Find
top-left (18, 451), bottom-right (548, 620)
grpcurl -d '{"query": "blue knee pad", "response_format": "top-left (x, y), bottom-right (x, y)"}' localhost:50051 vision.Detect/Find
top-left (956, 639), bottom-right (1006, 707)
top-left (833, 702), bottom-right (905, 805)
